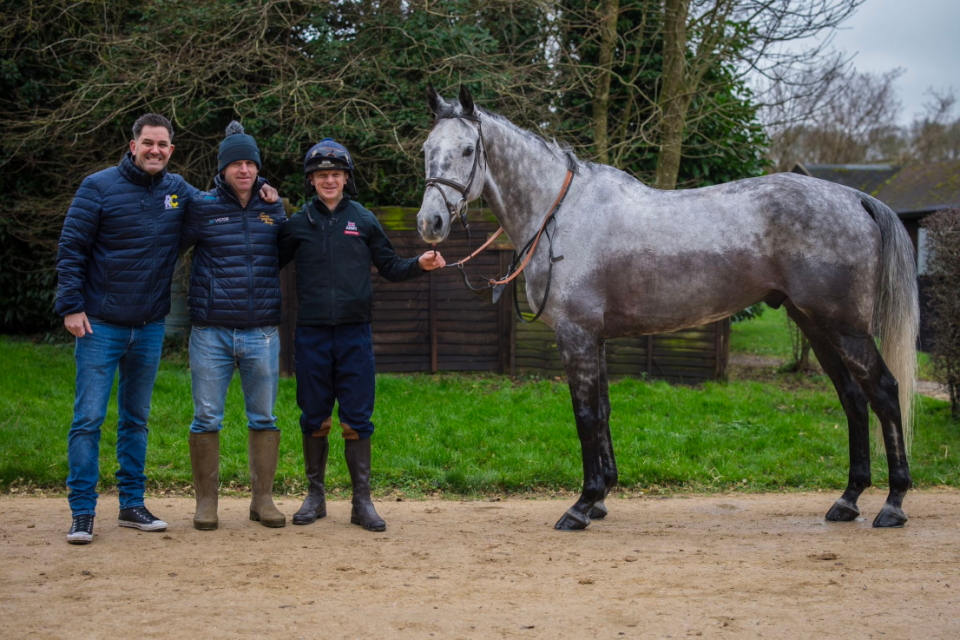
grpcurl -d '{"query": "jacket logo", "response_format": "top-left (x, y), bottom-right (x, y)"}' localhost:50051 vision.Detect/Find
top-left (164, 194), bottom-right (179, 209)
top-left (259, 212), bottom-right (274, 225)
top-left (344, 220), bottom-right (359, 236)
top-left (208, 217), bottom-right (229, 224)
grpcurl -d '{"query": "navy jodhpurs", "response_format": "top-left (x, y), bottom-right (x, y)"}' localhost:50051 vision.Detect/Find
top-left (295, 323), bottom-right (376, 440)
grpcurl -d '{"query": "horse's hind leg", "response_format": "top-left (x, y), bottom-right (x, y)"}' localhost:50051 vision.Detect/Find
top-left (808, 315), bottom-right (912, 527)
top-left (553, 321), bottom-right (607, 531)
top-left (786, 305), bottom-right (871, 521)
top-left (588, 343), bottom-right (617, 520)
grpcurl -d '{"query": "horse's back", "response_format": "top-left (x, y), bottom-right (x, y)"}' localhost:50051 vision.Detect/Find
top-left (549, 171), bottom-right (881, 336)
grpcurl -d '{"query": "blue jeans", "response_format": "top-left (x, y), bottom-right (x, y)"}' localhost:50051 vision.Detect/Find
top-left (67, 318), bottom-right (165, 517)
top-left (295, 324), bottom-right (376, 440)
top-left (188, 325), bottom-right (281, 434)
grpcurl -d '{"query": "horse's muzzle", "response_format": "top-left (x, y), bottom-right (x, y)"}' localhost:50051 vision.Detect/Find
top-left (417, 210), bottom-right (449, 244)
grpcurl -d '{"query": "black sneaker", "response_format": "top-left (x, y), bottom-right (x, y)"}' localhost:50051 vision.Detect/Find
top-left (118, 506), bottom-right (168, 532)
top-left (67, 514), bottom-right (95, 545)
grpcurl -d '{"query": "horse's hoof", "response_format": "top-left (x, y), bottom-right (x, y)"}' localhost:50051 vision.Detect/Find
top-left (554, 509), bottom-right (590, 531)
top-left (825, 499), bottom-right (860, 522)
top-left (587, 500), bottom-right (608, 520)
top-left (872, 505), bottom-right (907, 528)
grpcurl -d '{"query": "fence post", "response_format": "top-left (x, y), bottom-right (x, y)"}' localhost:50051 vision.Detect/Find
top-left (429, 270), bottom-right (438, 373)
top-left (498, 250), bottom-right (515, 375)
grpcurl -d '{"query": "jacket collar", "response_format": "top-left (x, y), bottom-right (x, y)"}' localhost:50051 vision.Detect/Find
top-left (216, 174), bottom-right (267, 209)
top-left (309, 194), bottom-right (351, 218)
top-left (118, 151), bottom-right (166, 186)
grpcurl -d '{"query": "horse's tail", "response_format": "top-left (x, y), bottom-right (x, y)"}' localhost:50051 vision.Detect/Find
top-left (860, 193), bottom-right (919, 454)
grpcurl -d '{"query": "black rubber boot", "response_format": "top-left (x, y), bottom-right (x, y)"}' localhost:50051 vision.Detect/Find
top-left (344, 438), bottom-right (386, 531)
top-left (292, 433), bottom-right (329, 525)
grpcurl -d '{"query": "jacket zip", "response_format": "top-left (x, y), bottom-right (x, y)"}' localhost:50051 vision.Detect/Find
top-left (326, 214), bottom-right (336, 323)
top-left (238, 192), bottom-right (255, 326)
top-left (145, 180), bottom-right (158, 325)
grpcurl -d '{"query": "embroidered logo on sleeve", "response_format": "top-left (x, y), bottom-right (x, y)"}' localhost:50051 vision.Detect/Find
top-left (258, 212), bottom-right (274, 225)
top-left (344, 220), bottom-right (359, 236)
top-left (164, 194), bottom-right (179, 209)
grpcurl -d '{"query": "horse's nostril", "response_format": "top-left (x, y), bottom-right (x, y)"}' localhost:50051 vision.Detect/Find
top-left (432, 216), bottom-right (443, 234)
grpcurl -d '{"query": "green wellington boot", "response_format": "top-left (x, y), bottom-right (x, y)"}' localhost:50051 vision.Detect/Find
top-left (292, 433), bottom-right (329, 525)
top-left (248, 430), bottom-right (286, 528)
top-left (344, 438), bottom-right (386, 531)
top-left (188, 432), bottom-right (220, 531)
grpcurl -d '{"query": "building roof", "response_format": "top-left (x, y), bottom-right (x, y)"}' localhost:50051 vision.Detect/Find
top-left (872, 160), bottom-right (960, 217)
top-left (791, 160), bottom-right (960, 218)
top-left (792, 163), bottom-right (900, 195)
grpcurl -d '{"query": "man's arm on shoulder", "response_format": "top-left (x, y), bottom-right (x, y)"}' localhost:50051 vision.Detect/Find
top-left (260, 182), bottom-right (279, 204)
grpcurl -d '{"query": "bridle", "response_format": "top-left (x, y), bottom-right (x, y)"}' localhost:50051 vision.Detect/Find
top-left (423, 112), bottom-right (484, 233)
top-left (424, 111), bottom-right (575, 323)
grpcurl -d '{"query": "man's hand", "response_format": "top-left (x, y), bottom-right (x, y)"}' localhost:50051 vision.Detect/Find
top-left (260, 183), bottom-right (280, 204)
top-left (65, 312), bottom-right (93, 338)
top-left (418, 250), bottom-right (446, 271)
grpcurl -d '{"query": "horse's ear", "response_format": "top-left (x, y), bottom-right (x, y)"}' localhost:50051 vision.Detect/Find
top-left (426, 84), bottom-right (445, 117)
top-left (459, 84), bottom-right (475, 116)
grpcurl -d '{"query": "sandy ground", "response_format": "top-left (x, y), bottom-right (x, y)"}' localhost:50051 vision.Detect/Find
top-left (2, 491), bottom-right (959, 639)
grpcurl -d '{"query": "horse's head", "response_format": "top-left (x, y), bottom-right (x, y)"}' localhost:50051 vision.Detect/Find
top-left (417, 84), bottom-right (486, 243)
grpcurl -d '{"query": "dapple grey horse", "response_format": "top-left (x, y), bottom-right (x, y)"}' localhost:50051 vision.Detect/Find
top-left (416, 85), bottom-right (918, 531)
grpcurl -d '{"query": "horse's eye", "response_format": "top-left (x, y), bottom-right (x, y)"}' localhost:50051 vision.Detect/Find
top-left (463, 147), bottom-right (474, 157)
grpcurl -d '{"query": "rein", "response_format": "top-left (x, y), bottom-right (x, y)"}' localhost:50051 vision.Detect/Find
top-left (425, 111), bottom-right (575, 323)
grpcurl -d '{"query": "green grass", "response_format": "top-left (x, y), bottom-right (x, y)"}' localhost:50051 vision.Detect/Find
top-left (731, 307), bottom-right (941, 382)
top-left (1, 336), bottom-right (957, 495)
top-left (731, 306), bottom-right (795, 360)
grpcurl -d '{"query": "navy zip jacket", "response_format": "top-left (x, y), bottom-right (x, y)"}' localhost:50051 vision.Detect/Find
top-left (278, 196), bottom-right (423, 325)
top-left (55, 152), bottom-right (198, 325)
top-left (180, 175), bottom-right (287, 328)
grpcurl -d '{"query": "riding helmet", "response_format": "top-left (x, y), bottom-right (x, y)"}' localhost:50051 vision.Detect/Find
top-left (304, 137), bottom-right (358, 198)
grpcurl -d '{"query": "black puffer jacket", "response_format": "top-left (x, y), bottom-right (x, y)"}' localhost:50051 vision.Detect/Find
top-left (180, 176), bottom-right (287, 328)
top-left (278, 196), bottom-right (423, 325)
top-left (56, 152), bottom-right (198, 324)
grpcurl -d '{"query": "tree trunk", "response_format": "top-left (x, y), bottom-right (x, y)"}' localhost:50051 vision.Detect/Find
top-left (592, 0), bottom-right (620, 166)
top-left (654, 0), bottom-right (690, 190)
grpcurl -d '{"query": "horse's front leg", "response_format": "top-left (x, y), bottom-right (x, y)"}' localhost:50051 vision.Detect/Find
top-left (553, 321), bottom-right (606, 531)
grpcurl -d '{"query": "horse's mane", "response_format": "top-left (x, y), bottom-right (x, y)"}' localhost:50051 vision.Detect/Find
top-left (437, 100), bottom-right (582, 173)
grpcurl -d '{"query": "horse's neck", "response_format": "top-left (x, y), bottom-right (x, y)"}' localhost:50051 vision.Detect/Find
top-left (480, 118), bottom-right (571, 246)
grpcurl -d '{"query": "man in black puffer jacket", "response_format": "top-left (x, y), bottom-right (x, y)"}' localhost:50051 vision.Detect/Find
top-left (279, 138), bottom-right (445, 532)
top-left (180, 122), bottom-right (288, 531)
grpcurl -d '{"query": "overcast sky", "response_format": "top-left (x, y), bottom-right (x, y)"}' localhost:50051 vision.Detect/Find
top-left (827, 0), bottom-right (960, 125)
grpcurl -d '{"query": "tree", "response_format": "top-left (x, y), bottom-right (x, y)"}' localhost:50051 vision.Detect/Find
top-left (922, 209), bottom-right (960, 419)
top-left (652, 0), bottom-right (862, 189)
top-left (0, 0), bottom-right (782, 331)
top-left (0, 0), bottom-right (558, 330)
top-left (554, 0), bottom-right (769, 188)
top-left (763, 67), bottom-right (903, 171)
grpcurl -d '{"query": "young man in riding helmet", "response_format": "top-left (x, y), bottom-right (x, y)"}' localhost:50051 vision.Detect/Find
top-left (279, 138), bottom-right (445, 531)
top-left (180, 122), bottom-right (288, 530)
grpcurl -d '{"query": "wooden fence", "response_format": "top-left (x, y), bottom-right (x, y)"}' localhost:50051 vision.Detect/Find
top-left (278, 207), bottom-right (729, 382)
